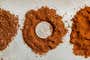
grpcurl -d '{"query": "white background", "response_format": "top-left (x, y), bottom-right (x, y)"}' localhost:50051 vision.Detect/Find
top-left (0, 0), bottom-right (90, 60)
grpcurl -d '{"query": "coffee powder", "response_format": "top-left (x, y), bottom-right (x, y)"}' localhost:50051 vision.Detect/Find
top-left (0, 9), bottom-right (18, 51)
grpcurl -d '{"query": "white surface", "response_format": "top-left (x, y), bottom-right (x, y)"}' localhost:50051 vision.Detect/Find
top-left (35, 21), bottom-right (52, 39)
top-left (0, 0), bottom-right (90, 60)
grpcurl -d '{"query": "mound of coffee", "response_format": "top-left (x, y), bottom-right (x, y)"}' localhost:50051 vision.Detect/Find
top-left (22, 7), bottom-right (67, 55)
top-left (0, 9), bottom-right (18, 50)
top-left (70, 7), bottom-right (90, 58)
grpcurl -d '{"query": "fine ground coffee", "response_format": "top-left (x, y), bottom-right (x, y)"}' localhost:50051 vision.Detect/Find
top-left (0, 9), bottom-right (18, 51)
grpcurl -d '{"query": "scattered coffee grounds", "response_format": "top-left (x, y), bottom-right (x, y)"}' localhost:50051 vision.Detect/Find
top-left (70, 7), bottom-right (90, 58)
top-left (22, 6), bottom-right (67, 55)
top-left (0, 9), bottom-right (18, 51)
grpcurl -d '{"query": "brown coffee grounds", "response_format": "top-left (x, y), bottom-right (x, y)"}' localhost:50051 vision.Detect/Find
top-left (70, 7), bottom-right (90, 58)
top-left (0, 9), bottom-right (18, 51)
top-left (22, 6), bottom-right (67, 55)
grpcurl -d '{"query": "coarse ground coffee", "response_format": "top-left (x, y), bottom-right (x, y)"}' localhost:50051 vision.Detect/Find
top-left (70, 7), bottom-right (90, 58)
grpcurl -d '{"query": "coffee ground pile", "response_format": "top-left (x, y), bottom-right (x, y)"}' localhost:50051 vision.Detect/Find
top-left (22, 6), bottom-right (67, 55)
top-left (70, 7), bottom-right (90, 58)
top-left (0, 9), bottom-right (18, 51)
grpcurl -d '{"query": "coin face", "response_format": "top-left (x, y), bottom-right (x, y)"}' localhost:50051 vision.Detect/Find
top-left (22, 6), bottom-right (67, 55)
top-left (0, 9), bottom-right (18, 51)
top-left (35, 21), bottom-right (53, 39)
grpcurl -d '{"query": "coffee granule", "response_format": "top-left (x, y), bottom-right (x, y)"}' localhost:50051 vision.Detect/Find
top-left (70, 7), bottom-right (90, 58)
top-left (22, 6), bottom-right (67, 55)
top-left (0, 8), bottom-right (18, 51)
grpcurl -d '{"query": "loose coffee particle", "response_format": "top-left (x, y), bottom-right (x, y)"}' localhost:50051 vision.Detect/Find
top-left (0, 8), bottom-right (18, 51)
top-left (70, 7), bottom-right (90, 58)
top-left (22, 6), bottom-right (67, 55)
